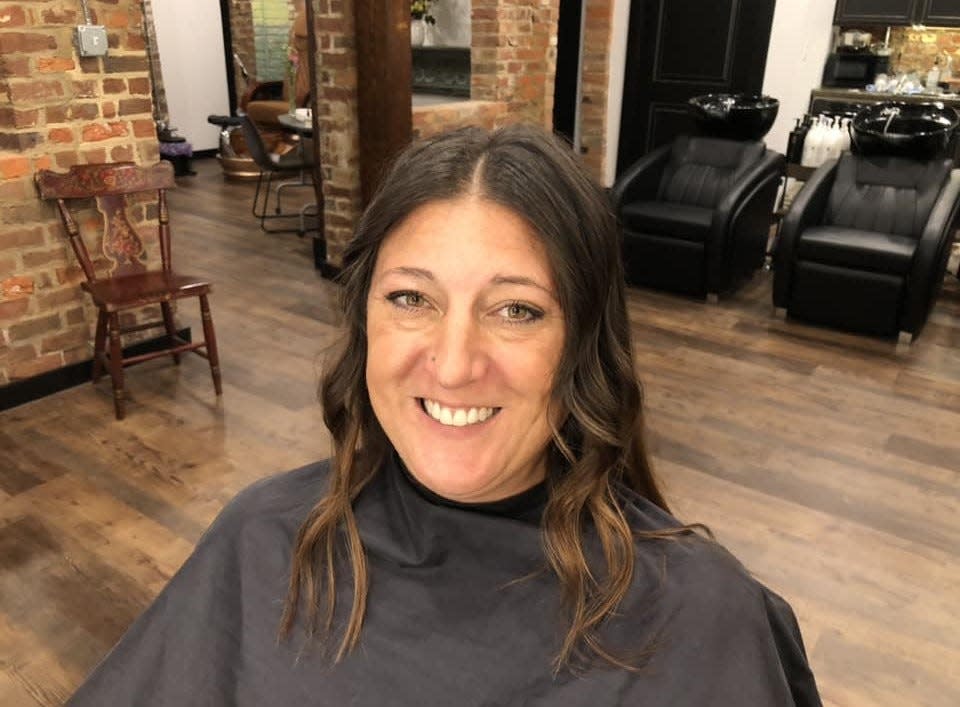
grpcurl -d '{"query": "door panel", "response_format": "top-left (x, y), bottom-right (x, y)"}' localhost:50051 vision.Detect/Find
top-left (616, 0), bottom-right (776, 175)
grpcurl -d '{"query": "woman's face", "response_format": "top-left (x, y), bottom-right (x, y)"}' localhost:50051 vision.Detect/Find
top-left (365, 196), bottom-right (565, 503)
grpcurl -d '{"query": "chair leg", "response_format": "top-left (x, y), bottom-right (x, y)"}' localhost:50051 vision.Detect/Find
top-left (107, 312), bottom-right (126, 420)
top-left (200, 294), bottom-right (222, 395)
top-left (92, 310), bottom-right (108, 382)
top-left (160, 301), bottom-right (181, 365)
top-left (252, 171), bottom-right (266, 219)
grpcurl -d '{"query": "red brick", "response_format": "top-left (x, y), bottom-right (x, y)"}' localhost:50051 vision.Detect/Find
top-left (103, 78), bottom-right (126, 94)
top-left (48, 127), bottom-right (74, 143)
top-left (36, 286), bottom-right (83, 309)
top-left (102, 102), bottom-right (116, 119)
top-left (0, 32), bottom-right (58, 54)
top-left (72, 79), bottom-right (98, 98)
top-left (0, 6), bottom-right (27, 27)
top-left (0, 55), bottom-right (31, 78)
top-left (34, 155), bottom-right (53, 171)
top-left (0, 227), bottom-right (45, 251)
top-left (37, 56), bottom-right (76, 73)
top-left (22, 249), bottom-right (67, 268)
top-left (8, 79), bottom-right (64, 102)
top-left (118, 97), bottom-right (152, 116)
top-left (64, 306), bottom-right (86, 325)
top-left (8, 312), bottom-right (61, 341)
top-left (0, 298), bottom-right (30, 320)
top-left (69, 103), bottom-right (99, 121)
top-left (41, 8), bottom-right (80, 24)
top-left (111, 144), bottom-right (134, 161)
top-left (132, 119), bottom-right (156, 138)
top-left (0, 179), bottom-right (30, 200)
top-left (104, 11), bottom-right (129, 29)
top-left (82, 148), bottom-right (107, 164)
top-left (41, 326), bottom-right (90, 353)
top-left (0, 157), bottom-right (31, 179)
top-left (128, 77), bottom-right (149, 94)
top-left (54, 151), bottom-right (81, 169)
top-left (1, 275), bottom-right (35, 299)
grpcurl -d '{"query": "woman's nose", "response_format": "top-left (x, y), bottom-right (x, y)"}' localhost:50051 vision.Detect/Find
top-left (429, 312), bottom-right (486, 388)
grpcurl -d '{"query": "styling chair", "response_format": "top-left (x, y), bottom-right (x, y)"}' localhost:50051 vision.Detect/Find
top-left (241, 114), bottom-right (316, 235)
top-left (611, 136), bottom-right (784, 298)
top-left (36, 162), bottom-right (222, 419)
top-left (772, 153), bottom-right (960, 341)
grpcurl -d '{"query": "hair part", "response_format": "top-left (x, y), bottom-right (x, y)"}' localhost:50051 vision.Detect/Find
top-left (281, 124), bottom-right (674, 671)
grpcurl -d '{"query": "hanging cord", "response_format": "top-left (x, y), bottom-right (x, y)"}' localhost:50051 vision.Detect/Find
top-left (78, 0), bottom-right (93, 25)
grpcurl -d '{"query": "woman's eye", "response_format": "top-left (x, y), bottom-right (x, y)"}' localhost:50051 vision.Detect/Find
top-left (386, 291), bottom-right (427, 309)
top-left (499, 301), bottom-right (543, 323)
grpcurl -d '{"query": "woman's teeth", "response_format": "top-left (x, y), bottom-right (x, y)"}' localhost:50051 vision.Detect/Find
top-left (422, 399), bottom-right (497, 427)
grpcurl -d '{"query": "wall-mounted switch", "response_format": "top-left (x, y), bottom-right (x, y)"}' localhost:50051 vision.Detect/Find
top-left (76, 25), bottom-right (108, 57)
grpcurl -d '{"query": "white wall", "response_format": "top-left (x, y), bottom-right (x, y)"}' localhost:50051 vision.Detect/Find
top-left (761, 0), bottom-right (836, 154)
top-left (432, 0), bottom-right (471, 48)
top-left (603, 0), bottom-right (837, 183)
top-left (152, 0), bottom-right (230, 151)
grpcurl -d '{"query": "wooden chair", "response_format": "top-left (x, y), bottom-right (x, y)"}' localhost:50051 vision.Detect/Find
top-left (35, 162), bottom-right (222, 419)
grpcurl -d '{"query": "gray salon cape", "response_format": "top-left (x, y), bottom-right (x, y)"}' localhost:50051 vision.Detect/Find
top-left (68, 456), bottom-right (821, 706)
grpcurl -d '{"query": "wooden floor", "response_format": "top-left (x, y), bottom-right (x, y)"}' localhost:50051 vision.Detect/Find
top-left (1, 158), bottom-right (958, 706)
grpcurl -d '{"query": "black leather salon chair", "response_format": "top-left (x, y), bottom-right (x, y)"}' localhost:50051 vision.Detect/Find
top-left (611, 136), bottom-right (784, 298)
top-left (773, 153), bottom-right (960, 341)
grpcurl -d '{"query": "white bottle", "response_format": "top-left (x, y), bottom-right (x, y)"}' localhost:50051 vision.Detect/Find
top-left (822, 117), bottom-right (841, 162)
top-left (801, 116), bottom-right (824, 167)
top-left (926, 57), bottom-right (941, 92)
top-left (839, 117), bottom-right (852, 154)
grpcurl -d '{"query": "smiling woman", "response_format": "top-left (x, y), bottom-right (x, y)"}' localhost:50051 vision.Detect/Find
top-left (66, 126), bottom-right (822, 706)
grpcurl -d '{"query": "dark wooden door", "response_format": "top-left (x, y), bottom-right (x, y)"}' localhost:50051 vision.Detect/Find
top-left (920, 0), bottom-right (960, 25)
top-left (834, 0), bottom-right (920, 24)
top-left (616, 0), bottom-right (776, 175)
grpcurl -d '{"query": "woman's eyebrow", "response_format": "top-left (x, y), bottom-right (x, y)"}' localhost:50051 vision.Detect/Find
top-left (380, 266), bottom-right (434, 281)
top-left (491, 274), bottom-right (555, 297)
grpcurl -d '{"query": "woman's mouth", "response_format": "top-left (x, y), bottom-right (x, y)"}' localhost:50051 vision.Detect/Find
top-left (419, 398), bottom-right (501, 427)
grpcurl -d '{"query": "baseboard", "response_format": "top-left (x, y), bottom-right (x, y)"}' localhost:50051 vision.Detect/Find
top-left (0, 328), bottom-right (192, 413)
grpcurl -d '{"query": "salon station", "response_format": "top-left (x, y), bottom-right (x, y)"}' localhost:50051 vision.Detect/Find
top-left (0, 1), bottom-right (958, 705)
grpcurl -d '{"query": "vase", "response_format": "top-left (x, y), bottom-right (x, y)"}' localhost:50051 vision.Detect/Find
top-left (410, 18), bottom-right (425, 47)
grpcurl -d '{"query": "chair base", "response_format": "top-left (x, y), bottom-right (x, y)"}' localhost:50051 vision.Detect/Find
top-left (95, 296), bottom-right (222, 420)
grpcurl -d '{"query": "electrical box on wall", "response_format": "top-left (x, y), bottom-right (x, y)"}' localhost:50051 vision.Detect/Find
top-left (76, 25), bottom-right (108, 57)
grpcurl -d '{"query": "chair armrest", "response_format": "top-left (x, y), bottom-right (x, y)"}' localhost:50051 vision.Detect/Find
top-left (714, 150), bottom-right (786, 224)
top-left (609, 144), bottom-right (672, 211)
top-left (901, 168), bottom-right (960, 333)
top-left (772, 159), bottom-right (839, 307)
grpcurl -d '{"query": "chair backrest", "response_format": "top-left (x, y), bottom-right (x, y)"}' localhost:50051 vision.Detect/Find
top-left (241, 115), bottom-right (277, 172)
top-left (824, 153), bottom-right (952, 238)
top-left (657, 136), bottom-right (766, 209)
top-left (35, 162), bottom-right (176, 281)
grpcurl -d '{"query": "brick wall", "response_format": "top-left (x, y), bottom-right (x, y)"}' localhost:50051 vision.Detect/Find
top-left (0, 0), bottom-right (159, 385)
top-left (578, 0), bottom-right (611, 176)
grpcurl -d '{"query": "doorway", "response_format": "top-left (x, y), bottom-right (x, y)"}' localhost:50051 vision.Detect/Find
top-left (616, 0), bottom-right (777, 175)
top-left (553, 0), bottom-right (583, 146)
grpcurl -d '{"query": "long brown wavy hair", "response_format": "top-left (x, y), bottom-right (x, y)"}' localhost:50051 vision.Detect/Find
top-left (280, 124), bottom-right (673, 671)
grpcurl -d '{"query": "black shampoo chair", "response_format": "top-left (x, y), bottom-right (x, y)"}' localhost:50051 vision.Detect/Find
top-left (611, 136), bottom-right (784, 298)
top-left (773, 153), bottom-right (960, 341)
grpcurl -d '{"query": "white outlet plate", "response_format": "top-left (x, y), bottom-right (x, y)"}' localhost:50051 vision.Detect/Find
top-left (76, 25), bottom-right (108, 57)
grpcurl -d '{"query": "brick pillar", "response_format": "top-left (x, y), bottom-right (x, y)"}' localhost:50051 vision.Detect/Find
top-left (0, 0), bottom-right (161, 385)
top-left (310, 0), bottom-right (362, 265)
top-left (471, 0), bottom-right (560, 128)
top-left (230, 0), bottom-right (257, 101)
top-left (579, 0), bottom-right (612, 178)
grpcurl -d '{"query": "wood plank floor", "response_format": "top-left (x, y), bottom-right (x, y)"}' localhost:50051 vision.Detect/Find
top-left (1, 158), bottom-right (958, 706)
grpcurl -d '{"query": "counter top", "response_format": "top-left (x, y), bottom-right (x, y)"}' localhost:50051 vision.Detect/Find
top-left (812, 87), bottom-right (960, 105)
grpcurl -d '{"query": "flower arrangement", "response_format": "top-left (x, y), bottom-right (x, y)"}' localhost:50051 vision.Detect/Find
top-left (411, 0), bottom-right (437, 25)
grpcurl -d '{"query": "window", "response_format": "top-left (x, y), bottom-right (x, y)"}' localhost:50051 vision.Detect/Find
top-left (252, 0), bottom-right (291, 82)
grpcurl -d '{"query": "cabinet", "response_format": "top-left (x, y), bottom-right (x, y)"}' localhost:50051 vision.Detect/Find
top-left (834, 0), bottom-right (920, 24)
top-left (835, 0), bottom-right (960, 26)
top-left (921, 0), bottom-right (960, 25)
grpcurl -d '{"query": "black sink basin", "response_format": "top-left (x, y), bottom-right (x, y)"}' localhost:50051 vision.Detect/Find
top-left (851, 102), bottom-right (959, 159)
top-left (688, 93), bottom-right (779, 140)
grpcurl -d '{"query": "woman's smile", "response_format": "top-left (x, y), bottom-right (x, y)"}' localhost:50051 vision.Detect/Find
top-left (418, 398), bottom-right (501, 427)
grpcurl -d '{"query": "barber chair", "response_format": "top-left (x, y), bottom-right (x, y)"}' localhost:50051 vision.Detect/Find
top-left (611, 136), bottom-right (784, 298)
top-left (773, 152), bottom-right (960, 341)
